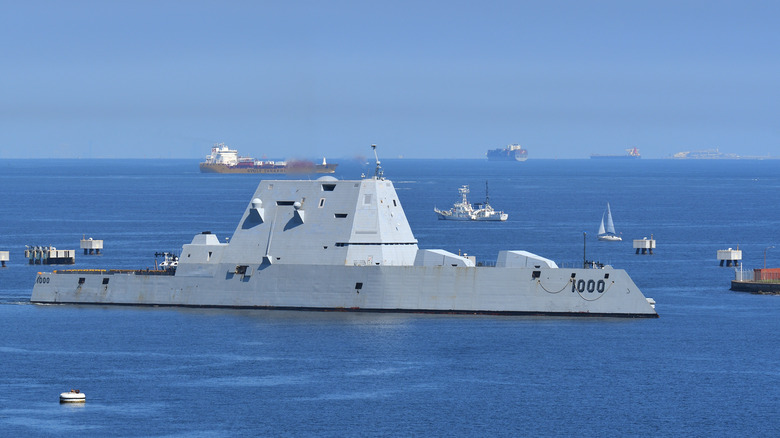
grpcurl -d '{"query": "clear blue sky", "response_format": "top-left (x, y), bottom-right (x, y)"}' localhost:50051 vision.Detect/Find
top-left (2, 1), bottom-right (778, 159)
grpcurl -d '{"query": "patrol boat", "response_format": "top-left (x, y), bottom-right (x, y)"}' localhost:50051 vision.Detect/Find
top-left (434, 183), bottom-right (508, 221)
top-left (31, 146), bottom-right (657, 317)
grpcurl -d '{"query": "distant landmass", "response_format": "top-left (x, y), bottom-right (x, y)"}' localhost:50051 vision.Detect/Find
top-left (670, 148), bottom-right (778, 160)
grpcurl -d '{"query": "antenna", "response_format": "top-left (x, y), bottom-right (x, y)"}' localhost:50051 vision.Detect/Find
top-left (371, 144), bottom-right (383, 180)
top-left (583, 232), bottom-right (587, 268)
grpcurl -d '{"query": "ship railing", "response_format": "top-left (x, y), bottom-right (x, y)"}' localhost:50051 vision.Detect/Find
top-left (51, 268), bottom-right (175, 276)
top-left (475, 261), bottom-right (585, 268)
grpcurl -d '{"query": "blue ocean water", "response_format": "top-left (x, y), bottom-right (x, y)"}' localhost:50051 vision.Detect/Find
top-left (1, 158), bottom-right (779, 436)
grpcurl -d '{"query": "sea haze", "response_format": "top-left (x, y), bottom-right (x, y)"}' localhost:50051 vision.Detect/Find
top-left (1, 158), bottom-right (779, 436)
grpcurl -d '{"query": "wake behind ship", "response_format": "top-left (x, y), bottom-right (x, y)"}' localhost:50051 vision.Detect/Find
top-left (200, 143), bottom-right (337, 174)
top-left (32, 146), bottom-right (656, 317)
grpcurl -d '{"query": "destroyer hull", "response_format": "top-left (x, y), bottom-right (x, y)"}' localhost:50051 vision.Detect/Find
top-left (199, 163), bottom-right (338, 174)
top-left (32, 264), bottom-right (657, 317)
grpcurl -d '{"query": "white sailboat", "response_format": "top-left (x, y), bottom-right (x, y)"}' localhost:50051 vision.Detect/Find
top-left (598, 203), bottom-right (622, 241)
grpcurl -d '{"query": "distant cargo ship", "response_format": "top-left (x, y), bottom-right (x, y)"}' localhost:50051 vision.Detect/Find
top-left (200, 143), bottom-right (338, 174)
top-left (590, 147), bottom-right (641, 160)
top-left (671, 149), bottom-right (778, 160)
top-left (487, 144), bottom-right (528, 161)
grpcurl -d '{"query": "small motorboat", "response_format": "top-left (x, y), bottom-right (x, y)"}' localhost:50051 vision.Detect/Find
top-left (59, 389), bottom-right (86, 403)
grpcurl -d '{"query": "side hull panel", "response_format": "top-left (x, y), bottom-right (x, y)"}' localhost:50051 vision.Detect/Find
top-left (32, 265), bottom-right (657, 317)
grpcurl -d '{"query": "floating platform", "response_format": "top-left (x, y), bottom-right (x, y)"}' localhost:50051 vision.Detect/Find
top-left (25, 246), bottom-right (75, 265)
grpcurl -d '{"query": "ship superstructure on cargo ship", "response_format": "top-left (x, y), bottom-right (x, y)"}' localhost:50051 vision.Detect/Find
top-left (199, 143), bottom-right (338, 174)
top-left (31, 145), bottom-right (656, 317)
top-left (486, 144), bottom-right (528, 161)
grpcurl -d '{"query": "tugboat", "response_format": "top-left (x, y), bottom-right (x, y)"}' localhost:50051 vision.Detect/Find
top-left (199, 143), bottom-right (338, 174)
top-left (434, 182), bottom-right (508, 221)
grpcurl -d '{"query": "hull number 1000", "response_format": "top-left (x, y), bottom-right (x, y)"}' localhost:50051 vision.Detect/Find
top-left (572, 279), bottom-right (605, 293)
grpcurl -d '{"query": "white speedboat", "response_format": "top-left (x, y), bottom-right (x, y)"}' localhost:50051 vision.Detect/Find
top-left (60, 389), bottom-right (85, 403)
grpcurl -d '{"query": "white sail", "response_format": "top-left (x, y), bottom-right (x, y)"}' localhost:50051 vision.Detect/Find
top-left (604, 203), bottom-right (616, 234)
top-left (598, 203), bottom-right (621, 241)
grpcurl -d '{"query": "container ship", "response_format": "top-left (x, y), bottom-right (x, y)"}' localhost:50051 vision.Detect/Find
top-left (590, 147), bottom-right (641, 159)
top-left (486, 144), bottom-right (528, 161)
top-left (200, 143), bottom-right (338, 174)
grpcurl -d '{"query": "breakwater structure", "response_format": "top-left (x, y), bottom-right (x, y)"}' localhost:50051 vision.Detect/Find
top-left (80, 237), bottom-right (103, 255)
top-left (731, 268), bottom-right (780, 294)
top-left (25, 246), bottom-right (75, 265)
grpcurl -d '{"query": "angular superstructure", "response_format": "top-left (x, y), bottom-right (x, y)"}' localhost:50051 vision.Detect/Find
top-left (32, 149), bottom-right (657, 317)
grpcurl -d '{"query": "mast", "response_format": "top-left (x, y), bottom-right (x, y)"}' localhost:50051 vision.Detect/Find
top-left (371, 144), bottom-right (383, 180)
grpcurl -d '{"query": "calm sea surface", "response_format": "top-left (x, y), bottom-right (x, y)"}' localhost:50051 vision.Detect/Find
top-left (1, 158), bottom-right (779, 436)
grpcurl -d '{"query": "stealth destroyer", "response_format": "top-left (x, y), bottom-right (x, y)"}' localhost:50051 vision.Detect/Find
top-left (32, 146), bottom-right (657, 317)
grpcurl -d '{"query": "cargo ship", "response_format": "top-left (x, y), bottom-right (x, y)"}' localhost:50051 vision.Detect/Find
top-left (486, 144), bottom-right (528, 161)
top-left (31, 145), bottom-right (657, 318)
top-left (590, 147), bottom-right (641, 159)
top-left (199, 143), bottom-right (338, 174)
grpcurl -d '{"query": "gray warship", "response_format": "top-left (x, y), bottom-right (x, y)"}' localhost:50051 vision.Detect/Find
top-left (31, 146), bottom-right (657, 317)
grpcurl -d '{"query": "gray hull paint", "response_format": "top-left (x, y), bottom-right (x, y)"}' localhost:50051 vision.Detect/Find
top-left (32, 264), bottom-right (656, 317)
top-left (30, 170), bottom-right (657, 318)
